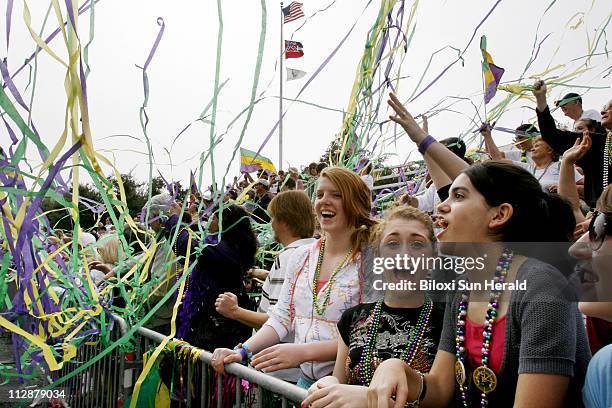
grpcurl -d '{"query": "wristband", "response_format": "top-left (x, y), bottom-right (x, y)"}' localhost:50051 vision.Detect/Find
top-left (418, 135), bottom-right (436, 155)
top-left (237, 347), bottom-right (249, 361)
top-left (233, 343), bottom-right (253, 362)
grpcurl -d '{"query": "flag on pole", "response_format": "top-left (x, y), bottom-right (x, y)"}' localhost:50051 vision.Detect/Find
top-left (286, 67), bottom-right (306, 81)
top-left (283, 2), bottom-right (305, 24)
top-left (480, 36), bottom-right (505, 104)
top-left (240, 148), bottom-right (277, 173)
top-left (285, 40), bottom-right (304, 59)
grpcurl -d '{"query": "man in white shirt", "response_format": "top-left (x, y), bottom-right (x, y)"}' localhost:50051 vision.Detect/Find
top-left (555, 92), bottom-right (602, 130)
top-left (215, 190), bottom-right (315, 382)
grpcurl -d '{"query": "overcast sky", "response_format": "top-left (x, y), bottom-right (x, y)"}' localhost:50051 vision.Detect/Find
top-left (3, 0), bottom-right (611, 190)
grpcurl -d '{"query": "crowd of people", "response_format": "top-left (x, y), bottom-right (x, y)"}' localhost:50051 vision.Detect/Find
top-left (39, 81), bottom-right (612, 407)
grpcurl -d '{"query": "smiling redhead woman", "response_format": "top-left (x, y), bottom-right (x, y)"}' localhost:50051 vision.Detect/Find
top-left (211, 167), bottom-right (376, 389)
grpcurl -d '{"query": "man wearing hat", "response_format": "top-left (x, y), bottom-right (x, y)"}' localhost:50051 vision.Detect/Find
top-left (555, 92), bottom-right (602, 130)
top-left (252, 179), bottom-right (272, 223)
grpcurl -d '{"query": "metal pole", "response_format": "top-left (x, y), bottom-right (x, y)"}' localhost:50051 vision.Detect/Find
top-left (187, 360), bottom-right (192, 407)
top-left (217, 373), bottom-right (223, 408)
top-left (279, 1), bottom-right (284, 171)
top-left (235, 376), bottom-right (242, 407)
top-left (201, 361), bottom-right (207, 408)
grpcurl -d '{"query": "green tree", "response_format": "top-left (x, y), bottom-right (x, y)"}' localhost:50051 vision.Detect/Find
top-left (40, 183), bottom-right (103, 231)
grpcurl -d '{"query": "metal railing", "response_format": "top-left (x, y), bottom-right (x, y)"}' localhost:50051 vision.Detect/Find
top-left (51, 316), bottom-right (131, 408)
top-left (44, 315), bottom-right (307, 407)
top-left (131, 321), bottom-right (307, 407)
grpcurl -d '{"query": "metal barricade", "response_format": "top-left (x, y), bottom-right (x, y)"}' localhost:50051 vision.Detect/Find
top-left (50, 317), bottom-right (131, 408)
top-left (40, 315), bottom-right (306, 407)
top-left (119, 317), bottom-right (308, 408)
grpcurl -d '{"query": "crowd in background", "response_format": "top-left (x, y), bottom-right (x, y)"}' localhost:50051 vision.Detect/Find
top-left (39, 81), bottom-right (612, 407)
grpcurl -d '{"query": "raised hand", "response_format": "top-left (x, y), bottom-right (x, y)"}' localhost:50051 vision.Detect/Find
top-left (562, 135), bottom-right (591, 165)
top-left (215, 292), bottom-right (239, 319)
top-left (479, 123), bottom-right (492, 138)
top-left (532, 79), bottom-right (549, 112)
top-left (388, 93), bottom-right (427, 144)
top-left (532, 79), bottom-right (547, 98)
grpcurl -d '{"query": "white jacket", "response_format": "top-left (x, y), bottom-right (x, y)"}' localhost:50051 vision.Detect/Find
top-left (265, 239), bottom-right (363, 381)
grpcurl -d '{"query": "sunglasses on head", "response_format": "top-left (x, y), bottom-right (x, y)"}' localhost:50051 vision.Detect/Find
top-left (588, 211), bottom-right (612, 250)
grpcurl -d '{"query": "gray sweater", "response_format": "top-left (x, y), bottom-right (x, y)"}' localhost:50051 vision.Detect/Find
top-left (438, 258), bottom-right (591, 407)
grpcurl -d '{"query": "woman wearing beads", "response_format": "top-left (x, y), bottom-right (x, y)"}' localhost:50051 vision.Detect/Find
top-left (211, 167), bottom-right (376, 389)
top-left (302, 205), bottom-right (445, 407)
top-left (365, 93), bottom-right (590, 408)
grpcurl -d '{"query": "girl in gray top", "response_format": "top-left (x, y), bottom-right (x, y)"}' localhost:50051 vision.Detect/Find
top-left (366, 94), bottom-right (591, 408)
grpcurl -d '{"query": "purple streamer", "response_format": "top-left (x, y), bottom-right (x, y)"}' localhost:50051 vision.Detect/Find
top-left (11, 142), bottom-right (82, 333)
top-left (2, 115), bottom-right (18, 145)
top-left (8, 0), bottom-right (94, 82)
top-left (409, 0), bottom-right (503, 102)
top-left (63, 0), bottom-right (79, 40)
top-left (0, 59), bottom-right (30, 111)
top-left (5, 0), bottom-right (13, 51)
top-left (143, 18), bottom-right (165, 71)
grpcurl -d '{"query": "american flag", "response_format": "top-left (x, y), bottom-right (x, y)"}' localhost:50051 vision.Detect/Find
top-left (282, 2), bottom-right (304, 24)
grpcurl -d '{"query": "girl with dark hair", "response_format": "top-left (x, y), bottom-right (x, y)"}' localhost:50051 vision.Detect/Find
top-left (166, 203), bottom-right (257, 349)
top-left (366, 94), bottom-right (590, 408)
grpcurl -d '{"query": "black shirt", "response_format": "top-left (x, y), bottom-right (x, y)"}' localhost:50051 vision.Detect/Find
top-left (337, 299), bottom-right (445, 385)
top-left (536, 106), bottom-right (609, 207)
top-left (252, 193), bottom-right (271, 223)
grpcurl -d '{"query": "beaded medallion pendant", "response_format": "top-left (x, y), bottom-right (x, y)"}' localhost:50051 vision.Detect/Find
top-left (455, 249), bottom-right (513, 407)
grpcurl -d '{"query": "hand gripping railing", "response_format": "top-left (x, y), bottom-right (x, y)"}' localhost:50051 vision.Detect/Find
top-left (115, 315), bottom-right (308, 408)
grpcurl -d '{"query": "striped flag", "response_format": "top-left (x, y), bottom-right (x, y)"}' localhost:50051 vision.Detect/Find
top-left (285, 40), bottom-right (304, 59)
top-left (240, 148), bottom-right (277, 173)
top-left (283, 2), bottom-right (304, 24)
top-left (480, 36), bottom-right (505, 104)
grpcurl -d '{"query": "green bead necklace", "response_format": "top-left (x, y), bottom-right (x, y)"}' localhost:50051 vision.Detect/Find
top-left (360, 297), bottom-right (433, 386)
top-left (312, 237), bottom-right (353, 316)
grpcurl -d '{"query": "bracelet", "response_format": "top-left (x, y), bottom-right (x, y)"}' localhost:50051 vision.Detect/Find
top-left (233, 343), bottom-right (253, 362)
top-left (419, 372), bottom-right (427, 402)
top-left (417, 135), bottom-right (436, 155)
top-left (404, 372), bottom-right (424, 408)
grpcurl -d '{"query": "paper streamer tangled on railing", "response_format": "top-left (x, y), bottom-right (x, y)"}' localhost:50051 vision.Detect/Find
top-left (0, 1), bottom-right (610, 404)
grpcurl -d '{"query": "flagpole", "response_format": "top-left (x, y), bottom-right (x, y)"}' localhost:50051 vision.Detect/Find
top-left (481, 70), bottom-right (488, 123)
top-left (479, 70), bottom-right (488, 152)
top-left (279, 2), bottom-right (284, 172)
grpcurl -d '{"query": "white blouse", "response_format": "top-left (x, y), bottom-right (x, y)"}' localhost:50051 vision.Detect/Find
top-left (265, 239), bottom-right (363, 381)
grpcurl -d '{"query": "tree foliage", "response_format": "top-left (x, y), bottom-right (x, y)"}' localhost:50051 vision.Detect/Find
top-left (39, 173), bottom-right (180, 232)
